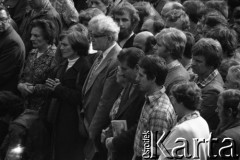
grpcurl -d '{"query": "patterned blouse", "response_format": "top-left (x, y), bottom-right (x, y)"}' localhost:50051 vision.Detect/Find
top-left (20, 45), bottom-right (57, 111)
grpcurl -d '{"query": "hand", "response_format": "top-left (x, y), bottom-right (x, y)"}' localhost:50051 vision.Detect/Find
top-left (45, 78), bottom-right (61, 91)
top-left (17, 83), bottom-right (34, 97)
top-left (105, 137), bottom-right (114, 151)
top-left (101, 128), bottom-right (108, 143)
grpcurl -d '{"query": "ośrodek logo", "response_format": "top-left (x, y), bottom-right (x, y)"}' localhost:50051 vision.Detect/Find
top-left (141, 131), bottom-right (239, 159)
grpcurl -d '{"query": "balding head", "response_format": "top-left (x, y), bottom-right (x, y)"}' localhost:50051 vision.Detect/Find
top-left (133, 31), bottom-right (155, 54)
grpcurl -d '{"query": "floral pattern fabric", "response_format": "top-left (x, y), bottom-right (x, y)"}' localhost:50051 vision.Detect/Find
top-left (20, 45), bottom-right (57, 111)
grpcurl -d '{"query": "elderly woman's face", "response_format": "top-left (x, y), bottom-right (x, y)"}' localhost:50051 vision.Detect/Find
top-left (30, 27), bottom-right (48, 50)
top-left (60, 36), bottom-right (77, 60)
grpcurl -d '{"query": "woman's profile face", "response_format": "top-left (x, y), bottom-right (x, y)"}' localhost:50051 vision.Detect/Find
top-left (60, 36), bottom-right (77, 60)
top-left (30, 27), bottom-right (48, 50)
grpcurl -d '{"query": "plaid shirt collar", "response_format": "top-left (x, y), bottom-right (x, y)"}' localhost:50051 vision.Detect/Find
top-left (145, 86), bottom-right (166, 106)
top-left (194, 69), bottom-right (219, 88)
top-left (177, 110), bottom-right (200, 125)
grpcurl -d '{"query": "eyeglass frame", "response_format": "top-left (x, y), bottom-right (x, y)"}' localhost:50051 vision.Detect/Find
top-left (89, 33), bottom-right (108, 39)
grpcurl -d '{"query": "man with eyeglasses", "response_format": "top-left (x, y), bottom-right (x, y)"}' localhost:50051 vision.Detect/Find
top-left (0, 5), bottom-right (25, 94)
top-left (82, 14), bottom-right (122, 160)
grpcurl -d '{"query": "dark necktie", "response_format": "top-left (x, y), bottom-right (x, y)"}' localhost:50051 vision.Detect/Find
top-left (88, 53), bottom-right (103, 83)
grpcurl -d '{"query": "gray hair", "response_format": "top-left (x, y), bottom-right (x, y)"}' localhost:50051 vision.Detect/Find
top-left (88, 14), bottom-right (120, 41)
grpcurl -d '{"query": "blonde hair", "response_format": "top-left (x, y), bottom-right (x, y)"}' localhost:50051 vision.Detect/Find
top-left (156, 27), bottom-right (187, 59)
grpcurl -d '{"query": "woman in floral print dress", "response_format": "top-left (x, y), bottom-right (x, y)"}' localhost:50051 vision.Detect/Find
top-left (17, 19), bottom-right (57, 112)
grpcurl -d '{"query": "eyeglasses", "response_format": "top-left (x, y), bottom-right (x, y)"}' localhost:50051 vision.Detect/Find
top-left (90, 33), bottom-right (107, 39)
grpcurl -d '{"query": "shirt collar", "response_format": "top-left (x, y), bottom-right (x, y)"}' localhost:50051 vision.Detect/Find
top-left (195, 69), bottom-right (219, 88)
top-left (119, 32), bottom-right (134, 48)
top-left (101, 42), bottom-right (116, 60)
top-left (167, 60), bottom-right (181, 70)
top-left (177, 110), bottom-right (200, 125)
top-left (145, 86), bottom-right (166, 106)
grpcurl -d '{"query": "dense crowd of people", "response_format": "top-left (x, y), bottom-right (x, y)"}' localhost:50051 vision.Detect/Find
top-left (0, 0), bottom-right (240, 160)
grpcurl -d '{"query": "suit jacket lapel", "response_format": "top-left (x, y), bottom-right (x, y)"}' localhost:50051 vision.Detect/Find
top-left (83, 45), bottom-right (120, 94)
top-left (115, 84), bottom-right (140, 119)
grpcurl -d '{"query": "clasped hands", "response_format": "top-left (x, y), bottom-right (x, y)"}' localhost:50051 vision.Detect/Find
top-left (17, 82), bottom-right (35, 97)
top-left (45, 78), bottom-right (61, 91)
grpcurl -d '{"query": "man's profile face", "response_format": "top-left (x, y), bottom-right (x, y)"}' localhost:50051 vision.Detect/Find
top-left (0, 9), bottom-right (10, 33)
top-left (136, 67), bottom-right (152, 92)
top-left (153, 37), bottom-right (168, 59)
top-left (89, 30), bottom-right (109, 51)
top-left (118, 60), bottom-right (138, 83)
top-left (191, 55), bottom-right (210, 78)
top-left (114, 10), bottom-right (133, 40)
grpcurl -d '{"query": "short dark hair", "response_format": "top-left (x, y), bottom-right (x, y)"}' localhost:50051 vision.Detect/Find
top-left (0, 91), bottom-right (24, 119)
top-left (183, 0), bottom-right (205, 23)
top-left (171, 82), bottom-right (202, 110)
top-left (117, 47), bottom-right (144, 69)
top-left (203, 9), bottom-right (228, 28)
top-left (206, 0), bottom-right (228, 18)
top-left (60, 30), bottom-right (89, 57)
top-left (139, 55), bottom-right (168, 86)
top-left (219, 89), bottom-right (240, 118)
top-left (205, 25), bottom-right (238, 58)
top-left (111, 1), bottom-right (140, 29)
top-left (192, 38), bottom-right (222, 69)
top-left (31, 19), bottom-right (56, 45)
top-left (183, 31), bottom-right (195, 59)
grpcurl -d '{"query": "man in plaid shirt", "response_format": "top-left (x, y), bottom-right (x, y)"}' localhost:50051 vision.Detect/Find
top-left (132, 56), bottom-right (177, 160)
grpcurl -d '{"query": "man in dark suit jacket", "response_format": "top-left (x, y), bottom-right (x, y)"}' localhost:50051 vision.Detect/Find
top-left (191, 38), bottom-right (224, 131)
top-left (154, 28), bottom-right (190, 95)
top-left (82, 15), bottom-right (122, 160)
top-left (0, 6), bottom-right (25, 93)
top-left (111, 1), bottom-right (139, 49)
top-left (103, 47), bottom-right (145, 160)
